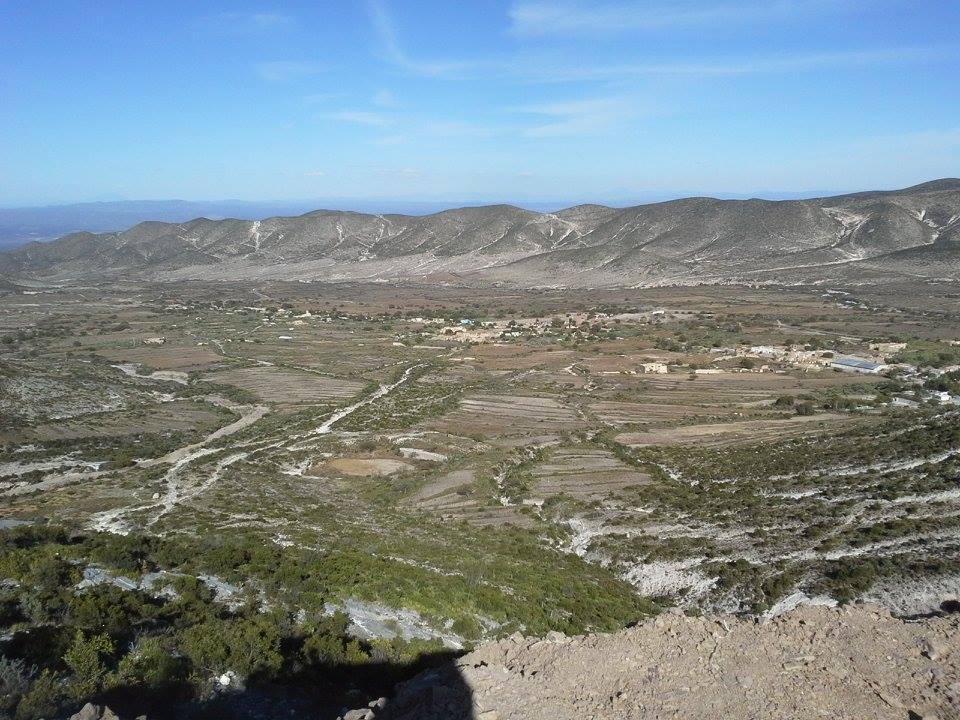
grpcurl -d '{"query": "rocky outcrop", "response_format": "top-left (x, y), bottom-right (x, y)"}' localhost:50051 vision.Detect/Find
top-left (346, 605), bottom-right (960, 720)
top-left (68, 704), bottom-right (122, 720)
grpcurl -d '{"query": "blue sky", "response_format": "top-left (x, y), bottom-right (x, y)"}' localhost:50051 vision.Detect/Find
top-left (1, 0), bottom-right (958, 206)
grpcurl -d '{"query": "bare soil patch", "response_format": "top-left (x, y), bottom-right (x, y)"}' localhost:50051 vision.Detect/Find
top-left (368, 604), bottom-right (960, 720)
top-left (204, 366), bottom-right (365, 403)
top-left (325, 457), bottom-right (413, 476)
top-left (97, 345), bottom-right (224, 371)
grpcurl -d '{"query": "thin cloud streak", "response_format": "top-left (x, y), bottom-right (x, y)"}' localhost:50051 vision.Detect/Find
top-left (319, 110), bottom-right (392, 126)
top-left (512, 46), bottom-right (958, 82)
top-left (255, 61), bottom-right (328, 82)
top-left (362, 4), bottom-right (951, 83)
top-left (196, 12), bottom-right (294, 34)
top-left (511, 96), bottom-right (638, 137)
top-left (508, 0), bottom-right (850, 36)
top-left (365, 0), bottom-right (477, 76)
top-left (372, 89), bottom-right (399, 107)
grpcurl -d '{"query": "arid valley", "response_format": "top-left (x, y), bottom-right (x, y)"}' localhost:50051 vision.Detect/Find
top-left (2, 275), bottom-right (960, 717)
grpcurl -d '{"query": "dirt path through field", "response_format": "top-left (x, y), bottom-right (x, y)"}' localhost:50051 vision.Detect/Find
top-left (88, 365), bottom-right (421, 534)
top-left (302, 363), bottom-right (423, 438)
top-left (137, 401), bottom-right (268, 468)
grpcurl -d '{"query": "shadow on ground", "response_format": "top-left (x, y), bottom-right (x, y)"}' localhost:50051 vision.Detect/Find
top-left (87, 650), bottom-right (474, 720)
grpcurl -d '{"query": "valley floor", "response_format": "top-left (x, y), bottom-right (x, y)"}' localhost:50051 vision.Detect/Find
top-left (1, 280), bottom-right (959, 716)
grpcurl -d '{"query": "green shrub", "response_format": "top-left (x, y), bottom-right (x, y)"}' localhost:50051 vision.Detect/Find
top-left (115, 635), bottom-right (184, 688)
top-left (63, 629), bottom-right (114, 699)
top-left (0, 657), bottom-right (34, 717)
top-left (301, 613), bottom-right (369, 667)
top-left (177, 615), bottom-right (284, 683)
top-left (13, 670), bottom-right (67, 720)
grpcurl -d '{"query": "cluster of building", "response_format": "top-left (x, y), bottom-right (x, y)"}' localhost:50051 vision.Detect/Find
top-left (745, 345), bottom-right (890, 374)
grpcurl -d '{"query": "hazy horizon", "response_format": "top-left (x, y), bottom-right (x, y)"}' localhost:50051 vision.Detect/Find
top-left (0, 187), bottom-right (854, 212)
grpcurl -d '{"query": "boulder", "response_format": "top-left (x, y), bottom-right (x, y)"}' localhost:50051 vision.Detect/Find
top-left (68, 704), bottom-right (122, 720)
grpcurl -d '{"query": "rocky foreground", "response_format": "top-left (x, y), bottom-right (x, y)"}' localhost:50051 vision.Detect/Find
top-left (344, 605), bottom-right (959, 720)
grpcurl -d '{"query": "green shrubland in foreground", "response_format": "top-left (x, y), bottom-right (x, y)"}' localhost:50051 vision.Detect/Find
top-left (0, 523), bottom-right (654, 719)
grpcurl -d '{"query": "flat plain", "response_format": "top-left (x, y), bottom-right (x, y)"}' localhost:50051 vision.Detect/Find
top-left (3, 279), bottom-right (960, 641)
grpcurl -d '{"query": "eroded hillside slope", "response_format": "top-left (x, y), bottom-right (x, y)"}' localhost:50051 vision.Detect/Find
top-left (2, 180), bottom-right (959, 288)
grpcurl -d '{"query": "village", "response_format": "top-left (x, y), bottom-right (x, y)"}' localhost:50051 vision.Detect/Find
top-left (364, 309), bottom-right (959, 409)
top-left (140, 298), bottom-right (960, 412)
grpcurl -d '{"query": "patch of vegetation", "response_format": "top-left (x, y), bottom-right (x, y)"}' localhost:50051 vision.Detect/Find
top-left (0, 520), bottom-right (656, 719)
top-left (812, 555), bottom-right (960, 605)
top-left (704, 559), bottom-right (804, 613)
top-left (891, 341), bottom-right (960, 368)
top-left (0, 526), bottom-right (455, 719)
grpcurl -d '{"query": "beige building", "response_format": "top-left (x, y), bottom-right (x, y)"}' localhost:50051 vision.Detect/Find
top-left (870, 342), bottom-right (907, 355)
top-left (640, 362), bottom-right (669, 374)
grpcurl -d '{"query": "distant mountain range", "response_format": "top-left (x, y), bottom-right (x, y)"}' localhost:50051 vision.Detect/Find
top-left (2, 180), bottom-right (958, 289)
top-left (0, 199), bottom-right (562, 250)
top-left (0, 192), bottom-right (844, 250)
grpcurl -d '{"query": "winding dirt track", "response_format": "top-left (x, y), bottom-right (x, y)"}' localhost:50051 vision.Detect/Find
top-left (87, 366), bottom-right (421, 534)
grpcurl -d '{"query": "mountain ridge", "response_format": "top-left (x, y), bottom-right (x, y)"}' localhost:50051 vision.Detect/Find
top-left (2, 179), bottom-right (959, 288)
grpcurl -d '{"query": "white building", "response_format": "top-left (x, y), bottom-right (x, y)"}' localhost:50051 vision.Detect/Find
top-left (831, 356), bottom-right (887, 374)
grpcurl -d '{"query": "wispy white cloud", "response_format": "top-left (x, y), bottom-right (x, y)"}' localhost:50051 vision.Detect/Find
top-left (365, 0), bottom-right (475, 76)
top-left (361, 2), bottom-right (952, 84)
top-left (512, 96), bottom-right (638, 137)
top-left (371, 120), bottom-right (509, 146)
top-left (359, 2), bottom-right (946, 86)
top-left (374, 134), bottom-right (407, 146)
top-left (372, 89), bottom-right (399, 107)
top-left (508, 1), bottom-right (849, 37)
top-left (512, 46), bottom-right (957, 82)
top-left (303, 92), bottom-right (343, 105)
top-left (419, 120), bottom-right (507, 139)
top-left (255, 61), bottom-right (327, 82)
top-left (303, 170), bottom-right (326, 177)
top-left (197, 12), bottom-right (293, 34)
top-left (319, 110), bottom-right (392, 126)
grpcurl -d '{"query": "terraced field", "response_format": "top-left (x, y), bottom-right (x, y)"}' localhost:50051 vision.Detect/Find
top-left (427, 393), bottom-right (585, 435)
top-left (588, 400), bottom-right (749, 426)
top-left (614, 412), bottom-right (856, 448)
top-left (2, 279), bottom-right (959, 652)
top-left (530, 446), bottom-right (651, 501)
top-left (3, 400), bottom-right (230, 442)
top-left (204, 366), bottom-right (365, 403)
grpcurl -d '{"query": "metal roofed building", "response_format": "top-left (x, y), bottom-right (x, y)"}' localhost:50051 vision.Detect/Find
top-left (831, 356), bottom-right (887, 374)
